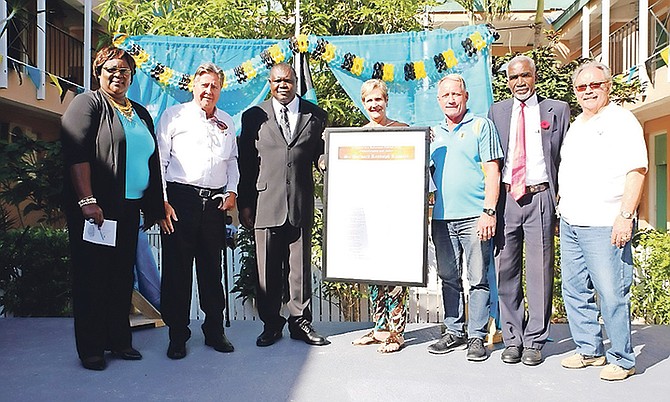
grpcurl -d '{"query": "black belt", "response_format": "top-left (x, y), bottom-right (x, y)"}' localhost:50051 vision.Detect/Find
top-left (168, 182), bottom-right (225, 199)
top-left (504, 182), bottom-right (549, 194)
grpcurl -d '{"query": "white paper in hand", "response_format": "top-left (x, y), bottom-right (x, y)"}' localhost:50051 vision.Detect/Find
top-left (82, 219), bottom-right (117, 247)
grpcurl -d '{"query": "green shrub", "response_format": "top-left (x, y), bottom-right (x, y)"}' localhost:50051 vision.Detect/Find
top-left (0, 227), bottom-right (72, 317)
top-left (552, 236), bottom-right (566, 322)
top-left (230, 225), bottom-right (257, 305)
top-left (632, 229), bottom-right (670, 324)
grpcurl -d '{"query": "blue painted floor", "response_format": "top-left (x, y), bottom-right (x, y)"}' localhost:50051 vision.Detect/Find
top-left (1, 318), bottom-right (669, 401)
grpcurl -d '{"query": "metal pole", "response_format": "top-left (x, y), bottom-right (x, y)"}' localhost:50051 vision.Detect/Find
top-left (293, 0), bottom-right (302, 94)
top-left (37, 0), bottom-right (45, 99)
top-left (638, 0), bottom-right (650, 86)
top-left (84, 0), bottom-right (92, 91)
top-left (582, 5), bottom-right (591, 59)
top-left (0, 0), bottom-right (8, 88)
top-left (601, 0), bottom-right (610, 67)
top-left (223, 211), bottom-right (231, 327)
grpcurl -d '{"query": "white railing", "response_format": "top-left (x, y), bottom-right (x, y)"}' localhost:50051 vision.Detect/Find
top-left (145, 228), bottom-right (445, 324)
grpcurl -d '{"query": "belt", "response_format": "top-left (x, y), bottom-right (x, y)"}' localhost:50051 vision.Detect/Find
top-left (168, 182), bottom-right (225, 199)
top-left (504, 182), bottom-right (549, 194)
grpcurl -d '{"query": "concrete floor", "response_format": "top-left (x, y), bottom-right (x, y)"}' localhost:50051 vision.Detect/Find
top-left (1, 318), bottom-right (669, 401)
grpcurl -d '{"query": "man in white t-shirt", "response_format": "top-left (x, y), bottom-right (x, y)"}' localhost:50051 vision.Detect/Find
top-left (558, 61), bottom-right (647, 382)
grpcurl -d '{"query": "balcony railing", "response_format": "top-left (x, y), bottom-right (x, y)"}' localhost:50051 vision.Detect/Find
top-left (589, 5), bottom-right (669, 81)
top-left (6, 12), bottom-right (89, 87)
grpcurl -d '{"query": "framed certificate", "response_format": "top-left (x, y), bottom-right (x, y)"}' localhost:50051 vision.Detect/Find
top-left (323, 126), bottom-right (430, 286)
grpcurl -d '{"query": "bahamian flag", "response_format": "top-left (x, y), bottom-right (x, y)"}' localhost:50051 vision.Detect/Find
top-left (294, 53), bottom-right (317, 105)
top-left (661, 45), bottom-right (669, 66)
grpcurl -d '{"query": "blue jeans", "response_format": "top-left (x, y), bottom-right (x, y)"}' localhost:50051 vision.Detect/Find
top-left (134, 216), bottom-right (161, 309)
top-left (432, 217), bottom-right (491, 339)
top-left (560, 219), bottom-right (635, 369)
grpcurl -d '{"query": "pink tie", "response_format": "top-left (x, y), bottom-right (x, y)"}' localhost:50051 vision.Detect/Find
top-left (510, 102), bottom-right (526, 201)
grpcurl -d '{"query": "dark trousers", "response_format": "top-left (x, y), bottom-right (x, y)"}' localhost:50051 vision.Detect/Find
top-left (68, 199), bottom-right (140, 360)
top-left (495, 189), bottom-right (555, 349)
top-left (255, 221), bottom-right (312, 331)
top-left (160, 183), bottom-right (226, 343)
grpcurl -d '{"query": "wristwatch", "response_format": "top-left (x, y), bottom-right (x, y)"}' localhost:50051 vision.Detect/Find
top-left (620, 211), bottom-right (634, 219)
top-left (483, 208), bottom-right (496, 217)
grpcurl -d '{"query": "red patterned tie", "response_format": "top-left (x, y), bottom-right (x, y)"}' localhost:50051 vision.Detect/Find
top-left (510, 102), bottom-right (526, 201)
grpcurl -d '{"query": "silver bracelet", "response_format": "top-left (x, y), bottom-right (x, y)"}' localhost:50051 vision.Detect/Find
top-left (78, 196), bottom-right (97, 208)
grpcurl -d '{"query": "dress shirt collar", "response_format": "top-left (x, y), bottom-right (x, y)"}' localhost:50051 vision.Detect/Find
top-left (272, 96), bottom-right (300, 117)
top-left (188, 99), bottom-right (224, 119)
top-left (513, 93), bottom-right (538, 109)
top-left (440, 110), bottom-right (474, 132)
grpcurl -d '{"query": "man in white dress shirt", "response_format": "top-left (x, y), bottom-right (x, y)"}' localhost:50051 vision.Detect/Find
top-left (157, 62), bottom-right (239, 359)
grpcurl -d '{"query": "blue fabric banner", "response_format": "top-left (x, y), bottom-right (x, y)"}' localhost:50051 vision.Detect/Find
top-left (123, 35), bottom-right (278, 132)
top-left (119, 25), bottom-right (494, 133)
top-left (324, 25), bottom-right (494, 127)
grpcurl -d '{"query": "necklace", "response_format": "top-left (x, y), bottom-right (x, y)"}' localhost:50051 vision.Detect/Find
top-left (106, 94), bottom-right (134, 122)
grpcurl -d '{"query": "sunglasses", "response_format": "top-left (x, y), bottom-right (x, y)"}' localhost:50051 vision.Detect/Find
top-left (102, 67), bottom-right (132, 76)
top-left (574, 81), bottom-right (608, 92)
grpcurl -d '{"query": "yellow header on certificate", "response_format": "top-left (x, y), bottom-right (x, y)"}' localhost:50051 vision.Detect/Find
top-left (338, 146), bottom-right (415, 160)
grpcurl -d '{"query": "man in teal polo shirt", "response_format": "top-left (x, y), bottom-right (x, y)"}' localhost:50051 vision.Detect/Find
top-left (427, 74), bottom-right (503, 362)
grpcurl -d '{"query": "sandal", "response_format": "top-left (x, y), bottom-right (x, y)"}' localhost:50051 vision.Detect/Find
top-left (352, 330), bottom-right (381, 346)
top-left (377, 333), bottom-right (404, 353)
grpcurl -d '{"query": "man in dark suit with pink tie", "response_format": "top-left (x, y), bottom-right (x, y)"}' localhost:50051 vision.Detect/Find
top-left (488, 55), bottom-right (570, 366)
top-left (238, 63), bottom-right (329, 347)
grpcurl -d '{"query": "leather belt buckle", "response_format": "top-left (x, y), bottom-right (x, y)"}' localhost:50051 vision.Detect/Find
top-left (526, 183), bottom-right (548, 194)
top-left (197, 188), bottom-right (213, 198)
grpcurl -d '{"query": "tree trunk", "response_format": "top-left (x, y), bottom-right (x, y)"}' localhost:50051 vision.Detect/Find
top-left (534, 0), bottom-right (545, 48)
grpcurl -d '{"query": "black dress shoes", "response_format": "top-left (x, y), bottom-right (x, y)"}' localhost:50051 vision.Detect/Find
top-left (112, 347), bottom-right (143, 360)
top-left (205, 333), bottom-right (235, 353)
top-left (81, 356), bottom-right (106, 371)
top-left (256, 328), bottom-right (283, 347)
top-left (501, 345), bottom-right (523, 364)
top-left (167, 341), bottom-right (187, 360)
top-left (289, 320), bottom-right (329, 346)
top-left (521, 347), bottom-right (543, 366)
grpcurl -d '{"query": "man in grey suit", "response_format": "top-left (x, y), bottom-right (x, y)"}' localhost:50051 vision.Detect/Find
top-left (238, 63), bottom-right (329, 347)
top-left (488, 55), bottom-right (570, 366)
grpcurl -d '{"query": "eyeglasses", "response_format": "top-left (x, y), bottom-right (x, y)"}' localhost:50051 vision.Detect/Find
top-left (102, 67), bottom-right (132, 76)
top-left (574, 81), bottom-right (609, 92)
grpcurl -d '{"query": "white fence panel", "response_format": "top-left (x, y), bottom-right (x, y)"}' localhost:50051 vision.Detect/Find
top-left (146, 228), bottom-right (446, 324)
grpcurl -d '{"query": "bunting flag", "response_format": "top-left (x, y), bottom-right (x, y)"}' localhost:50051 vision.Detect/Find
top-left (118, 24), bottom-right (495, 132)
top-left (57, 77), bottom-right (74, 103)
top-left (661, 45), bottom-right (669, 66)
top-left (48, 73), bottom-right (63, 98)
top-left (11, 61), bottom-right (22, 85)
top-left (47, 72), bottom-right (75, 103)
top-left (25, 65), bottom-right (42, 90)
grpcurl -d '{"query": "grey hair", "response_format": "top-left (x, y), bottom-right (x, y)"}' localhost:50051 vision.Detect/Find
top-left (193, 62), bottom-right (225, 86)
top-left (437, 73), bottom-right (467, 92)
top-left (507, 55), bottom-right (536, 75)
top-left (572, 61), bottom-right (612, 83)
